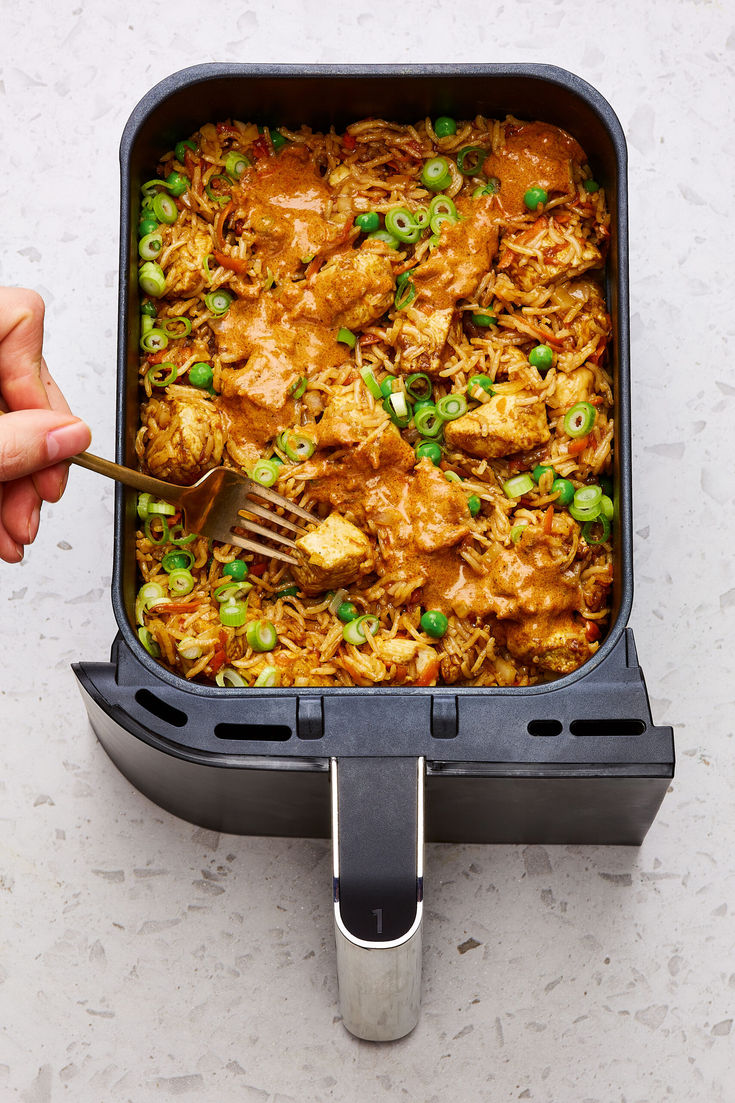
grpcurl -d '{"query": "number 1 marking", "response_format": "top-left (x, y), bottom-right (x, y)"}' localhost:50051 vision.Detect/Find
top-left (371, 908), bottom-right (383, 934)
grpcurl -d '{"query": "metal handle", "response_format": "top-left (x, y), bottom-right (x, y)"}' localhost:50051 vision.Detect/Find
top-left (70, 451), bottom-right (184, 504)
top-left (331, 757), bottom-right (424, 1041)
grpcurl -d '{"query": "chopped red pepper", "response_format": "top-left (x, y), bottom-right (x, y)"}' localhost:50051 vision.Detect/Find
top-left (585, 621), bottom-right (601, 643)
top-left (566, 434), bottom-right (590, 457)
top-left (342, 132), bottom-right (357, 151)
top-left (209, 647), bottom-right (227, 675)
top-left (154, 602), bottom-right (203, 614)
top-left (251, 137), bottom-right (270, 160)
top-left (358, 333), bottom-right (381, 347)
top-left (212, 249), bottom-right (249, 274)
top-left (248, 561), bottom-right (267, 576)
top-left (414, 656), bottom-right (440, 687)
top-left (543, 505), bottom-right (554, 535)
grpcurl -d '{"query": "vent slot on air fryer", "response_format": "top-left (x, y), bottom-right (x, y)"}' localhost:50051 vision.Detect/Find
top-left (528, 719), bottom-right (563, 737)
top-left (134, 689), bottom-right (187, 728)
top-left (215, 722), bottom-right (292, 742)
top-left (570, 719), bottom-right (647, 737)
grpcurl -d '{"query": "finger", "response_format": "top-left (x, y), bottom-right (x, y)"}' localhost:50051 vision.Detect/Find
top-left (0, 410), bottom-right (91, 481)
top-left (39, 356), bottom-right (73, 415)
top-left (33, 460), bottom-right (71, 504)
top-left (0, 288), bottom-right (50, 411)
top-left (1, 475), bottom-right (42, 546)
top-left (0, 485), bottom-right (24, 563)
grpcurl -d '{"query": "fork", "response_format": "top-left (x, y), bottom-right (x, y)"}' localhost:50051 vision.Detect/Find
top-left (71, 452), bottom-right (317, 565)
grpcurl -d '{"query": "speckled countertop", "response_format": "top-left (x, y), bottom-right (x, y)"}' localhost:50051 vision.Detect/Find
top-left (1, 2), bottom-right (733, 1100)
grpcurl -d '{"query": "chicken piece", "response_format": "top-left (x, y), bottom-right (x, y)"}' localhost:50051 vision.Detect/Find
top-left (293, 513), bottom-right (374, 595)
top-left (293, 249), bottom-right (395, 331)
top-left (139, 385), bottom-right (225, 485)
top-left (497, 215), bottom-right (603, 292)
top-left (391, 197), bottom-right (499, 374)
top-left (481, 514), bottom-right (580, 621)
top-left (374, 637), bottom-right (421, 665)
top-left (501, 612), bottom-right (595, 675)
top-left (390, 306), bottom-right (454, 376)
top-left (443, 391), bottom-right (550, 459)
top-left (549, 366), bottom-right (595, 414)
top-left (220, 345), bottom-right (301, 410)
top-left (407, 461), bottom-right (471, 552)
top-left (484, 121), bottom-right (585, 217)
top-left (216, 394), bottom-right (295, 472)
top-left (316, 391), bottom-right (389, 448)
top-left (160, 221), bottom-right (212, 299)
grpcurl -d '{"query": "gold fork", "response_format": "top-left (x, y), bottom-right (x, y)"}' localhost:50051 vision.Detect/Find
top-left (71, 452), bottom-right (317, 565)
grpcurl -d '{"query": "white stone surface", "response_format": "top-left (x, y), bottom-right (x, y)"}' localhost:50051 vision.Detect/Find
top-left (1, 1), bottom-right (733, 1100)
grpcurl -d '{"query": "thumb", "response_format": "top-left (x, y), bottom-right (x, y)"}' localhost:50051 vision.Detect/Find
top-left (0, 410), bottom-right (92, 481)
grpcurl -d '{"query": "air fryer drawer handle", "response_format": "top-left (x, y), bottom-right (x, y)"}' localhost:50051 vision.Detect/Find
top-left (331, 756), bottom-right (424, 1041)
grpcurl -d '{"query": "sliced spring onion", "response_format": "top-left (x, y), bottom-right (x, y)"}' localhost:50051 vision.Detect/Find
top-left (380, 376), bottom-right (397, 398)
top-left (219, 600), bottom-right (248, 627)
top-left (140, 328), bottom-right (169, 354)
top-left (360, 366), bottom-right (383, 400)
top-left (216, 666), bottom-right (248, 688)
top-left (168, 523), bottom-right (197, 545)
top-left (385, 206), bottom-right (421, 244)
top-left (569, 502), bottom-right (600, 522)
top-left (141, 315), bottom-right (155, 337)
top-left (429, 194), bottom-right (458, 221)
top-left (138, 261), bottom-right (166, 297)
top-left (385, 391), bottom-right (410, 426)
top-left (224, 150), bottom-right (251, 179)
top-left (144, 515), bottom-right (170, 544)
top-left (139, 232), bottom-right (163, 261)
top-left (429, 211), bottom-right (456, 235)
top-left (600, 494), bottom-right (614, 520)
top-left (337, 327), bottom-right (356, 348)
top-left (368, 229), bottom-right (400, 249)
top-left (146, 362), bottom-right (177, 388)
top-left (135, 582), bottom-right (167, 625)
top-left (161, 316), bottom-right (192, 339)
top-left (413, 404), bottom-right (443, 438)
top-left (151, 192), bottom-right (178, 224)
top-left (204, 290), bottom-right (232, 316)
top-left (205, 174), bottom-right (232, 205)
top-left (274, 586), bottom-right (300, 599)
top-left (412, 208), bottom-right (430, 230)
top-left (456, 146), bottom-right (488, 176)
top-left (327, 588), bottom-right (350, 615)
top-left (502, 473), bottom-right (534, 498)
top-left (137, 492), bottom-right (153, 519)
top-left (167, 568), bottom-right (195, 596)
top-left (444, 471), bottom-right (462, 484)
top-left (342, 614), bottom-right (379, 646)
top-left (405, 373), bottom-right (432, 401)
top-left (253, 666), bottom-right (280, 687)
top-left (574, 485), bottom-right (603, 512)
top-left (214, 580), bottom-right (252, 603)
top-left (147, 500), bottom-right (176, 516)
top-left (564, 402), bottom-right (596, 438)
top-left (436, 393), bottom-right (467, 421)
top-left (289, 375), bottom-right (307, 400)
top-left (250, 458), bottom-right (281, 487)
top-left (510, 524), bottom-right (527, 545)
top-left (473, 178), bottom-right (500, 196)
top-left (420, 156), bottom-right (452, 192)
top-left (582, 514), bottom-right (611, 545)
top-left (466, 374), bottom-right (494, 402)
top-left (246, 619), bottom-right (278, 652)
top-left (281, 431), bottom-right (316, 462)
top-left (140, 301), bottom-right (157, 318)
top-left (137, 626), bottom-right (161, 657)
top-left (394, 278), bottom-right (416, 311)
top-left (162, 550), bottom-right (194, 572)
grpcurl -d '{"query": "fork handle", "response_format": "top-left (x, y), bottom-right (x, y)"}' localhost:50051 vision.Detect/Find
top-left (70, 451), bottom-right (185, 505)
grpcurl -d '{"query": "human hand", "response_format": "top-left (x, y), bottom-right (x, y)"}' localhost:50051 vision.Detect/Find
top-left (0, 288), bottom-right (92, 562)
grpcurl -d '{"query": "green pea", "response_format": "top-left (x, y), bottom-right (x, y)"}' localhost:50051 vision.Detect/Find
top-left (415, 441), bottom-right (442, 466)
top-left (468, 495), bottom-right (481, 517)
top-left (380, 376), bottom-right (397, 398)
top-left (434, 116), bottom-right (457, 138)
top-left (532, 464), bottom-right (556, 484)
top-left (583, 179), bottom-right (600, 194)
top-left (165, 171), bottom-right (189, 197)
top-left (189, 362), bottom-right (214, 388)
top-left (420, 609), bottom-right (449, 638)
top-left (529, 344), bottom-right (554, 372)
top-left (552, 478), bottom-right (575, 506)
top-left (355, 211), bottom-right (380, 233)
top-left (471, 313), bottom-right (497, 327)
top-left (524, 186), bottom-right (548, 211)
top-left (337, 601), bottom-right (359, 624)
top-left (139, 216), bottom-right (159, 237)
top-left (223, 559), bottom-right (248, 581)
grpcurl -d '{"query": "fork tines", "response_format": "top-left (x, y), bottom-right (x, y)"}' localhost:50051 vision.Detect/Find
top-left (226, 481), bottom-right (318, 566)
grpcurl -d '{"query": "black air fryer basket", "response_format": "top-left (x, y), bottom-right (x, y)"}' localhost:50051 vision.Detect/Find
top-left (73, 63), bottom-right (674, 1041)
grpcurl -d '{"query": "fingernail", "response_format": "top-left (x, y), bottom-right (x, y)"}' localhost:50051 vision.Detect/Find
top-left (28, 504), bottom-right (41, 543)
top-left (46, 421), bottom-right (91, 462)
top-left (58, 467), bottom-right (69, 498)
top-left (13, 543), bottom-right (24, 562)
